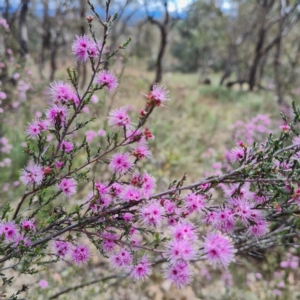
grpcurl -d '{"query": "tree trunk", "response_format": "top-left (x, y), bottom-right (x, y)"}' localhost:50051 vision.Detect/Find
top-left (50, 41), bottom-right (58, 81)
top-left (154, 25), bottom-right (167, 84)
top-left (273, 0), bottom-right (290, 115)
top-left (19, 0), bottom-right (30, 56)
top-left (4, 0), bottom-right (10, 21)
top-left (248, 25), bottom-right (266, 91)
top-left (39, 0), bottom-right (50, 79)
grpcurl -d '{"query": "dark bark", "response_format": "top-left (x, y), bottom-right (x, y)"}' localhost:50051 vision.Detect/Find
top-left (146, 0), bottom-right (170, 89)
top-left (219, 44), bottom-right (234, 86)
top-left (154, 24), bottom-right (167, 84)
top-left (39, 0), bottom-right (51, 79)
top-left (19, 0), bottom-right (30, 56)
top-left (273, 0), bottom-right (290, 115)
top-left (248, 23), bottom-right (266, 91)
top-left (50, 41), bottom-right (58, 82)
top-left (4, 0), bottom-right (10, 21)
top-left (258, 52), bottom-right (268, 83)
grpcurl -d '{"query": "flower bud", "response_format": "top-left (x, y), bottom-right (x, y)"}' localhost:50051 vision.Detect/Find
top-left (86, 15), bottom-right (94, 23)
top-left (43, 166), bottom-right (52, 175)
top-left (140, 110), bottom-right (147, 117)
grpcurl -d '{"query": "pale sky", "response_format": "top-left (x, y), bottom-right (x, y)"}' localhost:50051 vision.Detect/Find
top-left (169, 0), bottom-right (193, 11)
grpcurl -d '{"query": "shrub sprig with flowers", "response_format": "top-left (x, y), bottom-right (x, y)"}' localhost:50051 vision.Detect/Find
top-left (2, 1), bottom-right (300, 297)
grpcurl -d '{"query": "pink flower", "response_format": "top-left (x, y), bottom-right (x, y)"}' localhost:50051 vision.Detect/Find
top-left (126, 128), bottom-right (143, 142)
top-left (25, 119), bottom-right (48, 139)
top-left (122, 212), bottom-right (133, 221)
top-left (247, 220), bottom-right (268, 237)
top-left (171, 221), bottom-right (197, 242)
top-left (13, 234), bottom-right (31, 247)
top-left (54, 240), bottom-right (70, 257)
top-left (0, 221), bottom-right (17, 240)
top-left (108, 182), bottom-right (123, 197)
top-left (130, 172), bottom-right (156, 198)
top-left (184, 193), bottom-right (205, 213)
top-left (98, 129), bottom-right (106, 136)
top-left (273, 289), bottom-right (282, 296)
top-left (71, 244), bottom-right (90, 265)
top-left (21, 219), bottom-right (35, 231)
top-left (164, 261), bottom-right (192, 288)
top-left (20, 163), bottom-right (44, 186)
top-left (166, 239), bottom-right (196, 262)
top-left (110, 249), bottom-right (132, 269)
top-left (130, 255), bottom-right (152, 281)
top-left (222, 183), bottom-right (254, 201)
top-left (108, 106), bottom-right (131, 128)
top-left (140, 201), bottom-right (165, 226)
top-left (213, 208), bottom-right (235, 233)
top-left (39, 279), bottom-right (48, 289)
top-left (46, 105), bottom-right (68, 125)
top-left (0, 91), bottom-right (7, 99)
top-left (254, 194), bottom-right (268, 204)
top-left (142, 172), bottom-right (156, 190)
top-left (132, 143), bottom-right (151, 160)
top-left (229, 147), bottom-right (245, 163)
top-left (85, 130), bottom-right (97, 142)
top-left (55, 161), bottom-right (64, 168)
top-left (82, 107), bottom-right (89, 114)
top-left (48, 81), bottom-right (79, 106)
top-left (147, 84), bottom-right (169, 106)
top-left (121, 185), bottom-right (141, 202)
top-left (202, 211), bottom-right (217, 225)
top-left (95, 181), bottom-right (108, 194)
top-left (222, 271), bottom-right (233, 288)
top-left (96, 70), bottom-right (118, 93)
top-left (280, 261), bottom-right (289, 268)
top-left (91, 95), bottom-right (99, 103)
top-left (280, 124), bottom-right (290, 132)
top-left (58, 178), bottom-right (77, 197)
top-left (293, 136), bottom-right (300, 145)
top-left (0, 18), bottom-right (9, 30)
top-left (72, 35), bottom-right (99, 63)
top-left (233, 200), bottom-right (253, 225)
top-left (164, 200), bottom-right (176, 214)
top-left (59, 141), bottom-right (74, 153)
top-left (102, 232), bottom-right (118, 252)
top-left (25, 120), bottom-right (41, 139)
top-left (203, 232), bottom-right (236, 267)
top-left (109, 152), bottom-right (133, 175)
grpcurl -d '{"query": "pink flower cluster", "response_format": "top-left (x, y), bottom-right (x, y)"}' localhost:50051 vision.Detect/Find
top-left (0, 137), bottom-right (12, 168)
top-left (146, 84), bottom-right (169, 107)
top-left (0, 220), bottom-right (34, 246)
top-left (48, 81), bottom-right (80, 106)
top-left (202, 183), bottom-right (269, 238)
top-left (72, 35), bottom-right (101, 63)
top-left (25, 119), bottom-right (49, 139)
top-left (20, 164), bottom-right (45, 186)
top-left (53, 241), bottom-right (90, 265)
top-left (58, 178), bottom-right (77, 197)
top-left (280, 252), bottom-right (299, 269)
top-left (96, 70), bottom-right (118, 93)
top-left (231, 114), bottom-right (271, 145)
